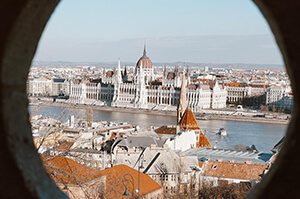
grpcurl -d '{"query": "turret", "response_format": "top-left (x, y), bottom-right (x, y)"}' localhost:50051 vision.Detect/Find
top-left (177, 75), bottom-right (187, 124)
top-left (116, 58), bottom-right (122, 83)
top-left (123, 66), bottom-right (128, 82)
top-left (186, 65), bottom-right (189, 77)
top-left (175, 65), bottom-right (179, 76)
top-left (163, 65), bottom-right (167, 77)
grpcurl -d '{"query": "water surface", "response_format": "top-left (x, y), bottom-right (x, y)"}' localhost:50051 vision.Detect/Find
top-left (29, 106), bottom-right (287, 153)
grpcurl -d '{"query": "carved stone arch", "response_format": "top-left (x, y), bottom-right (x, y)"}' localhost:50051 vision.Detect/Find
top-left (0, 1), bottom-right (299, 198)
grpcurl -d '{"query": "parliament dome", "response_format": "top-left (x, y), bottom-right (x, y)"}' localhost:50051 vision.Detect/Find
top-left (136, 45), bottom-right (153, 69)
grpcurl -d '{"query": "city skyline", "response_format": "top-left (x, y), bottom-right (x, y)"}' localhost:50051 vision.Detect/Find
top-left (34, 0), bottom-right (283, 65)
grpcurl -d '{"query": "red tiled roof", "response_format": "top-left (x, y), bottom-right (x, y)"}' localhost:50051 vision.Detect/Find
top-left (197, 133), bottom-right (212, 148)
top-left (179, 109), bottom-right (212, 148)
top-left (155, 126), bottom-right (177, 136)
top-left (202, 160), bottom-right (267, 181)
top-left (179, 108), bottom-right (200, 130)
top-left (98, 164), bottom-right (162, 199)
top-left (42, 156), bottom-right (162, 198)
top-left (226, 82), bottom-right (240, 87)
top-left (41, 155), bottom-right (104, 185)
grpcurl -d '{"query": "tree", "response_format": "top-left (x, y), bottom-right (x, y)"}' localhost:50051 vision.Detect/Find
top-left (198, 183), bottom-right (244, 199)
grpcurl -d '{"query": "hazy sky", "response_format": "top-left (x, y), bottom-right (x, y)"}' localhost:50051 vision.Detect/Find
top-left (33, 0), bottom-right (283, 65)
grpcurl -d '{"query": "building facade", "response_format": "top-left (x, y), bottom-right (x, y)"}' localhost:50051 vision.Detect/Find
top-left (27, 76), bottom-right (52, 97)
top-left (68, 46), bottom-right (227, 112)
top-left (266, 86), bottom-right (293, 111)
top-left (226, 83), bottom-right (266, 106)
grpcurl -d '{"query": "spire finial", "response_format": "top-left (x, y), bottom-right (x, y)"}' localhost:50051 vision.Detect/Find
top-left (143, 43), bottom-right (146, 56)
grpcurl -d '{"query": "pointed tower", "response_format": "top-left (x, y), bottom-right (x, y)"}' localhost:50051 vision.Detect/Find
top-left (143, 43), bottom-right (147, 57)
top-left (123, 66), bottom-right (128, 82)
top-left (102, 68), bottom-right (106, 76)
top-left (134, 62), bottom-right (147, 108)
top-left (175, 65), bottom-right (179, 76)
top-left (186, 65), bottom-right (189, 77)
top-left (117, 58), bottom-right (122, 83)
top-left (178, 104), bottom-right (212, 148)
top-left (177, 75), bottom-right (187, 124)
top-left (163, 65), bottom-right (167, 77)
top-left (186, 65), bottom-right (191, 85)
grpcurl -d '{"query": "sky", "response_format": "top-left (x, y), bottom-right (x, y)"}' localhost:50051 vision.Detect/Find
top-left (33, 0), bottom-right (284, 65)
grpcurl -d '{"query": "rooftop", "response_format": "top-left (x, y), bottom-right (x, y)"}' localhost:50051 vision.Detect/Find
top-left (41, 155), bottom-right (104, 185)
top-left (53, 142), bottom-right (74, 151)
top-left (98, 164), bottom-right (162, 198)
top-left (202, 160), bottom-right (268, 181)
top-left (179, 108), bottom-right (200, 130)
top-left (182, 147), bottom-right (273, 163)
top-left (154, 125), bottom-right (176, 135)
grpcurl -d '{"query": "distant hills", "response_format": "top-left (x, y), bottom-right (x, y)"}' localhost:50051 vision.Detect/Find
top-left (32, 61), bottom-right (285, 70)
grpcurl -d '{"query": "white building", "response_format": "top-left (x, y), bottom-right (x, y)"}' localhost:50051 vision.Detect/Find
top-left (266, 85), bottom-right (293, 111)
top-left (68, 46), bottom-right (227, 111)
top-left (27, 76), bottom-right (52, 96)
top-left (51, 78), bottom-right (69, 96)
top-left (69, 79), bottom-right (101, 104)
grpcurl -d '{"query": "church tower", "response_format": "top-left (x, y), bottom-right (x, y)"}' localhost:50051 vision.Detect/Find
top-left (177, 74), bottom-right (187, 124)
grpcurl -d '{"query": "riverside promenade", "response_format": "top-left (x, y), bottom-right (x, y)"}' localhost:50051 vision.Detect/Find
top-left (29, 98), bottom-right (290, 125)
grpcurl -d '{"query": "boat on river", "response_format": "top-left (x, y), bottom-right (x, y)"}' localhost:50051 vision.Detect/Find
top-left (217, 128), bottom-right (227, 136)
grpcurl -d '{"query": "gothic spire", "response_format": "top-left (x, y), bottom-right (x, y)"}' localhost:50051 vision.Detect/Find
top-left (124, 66), bottom-right (127, 76)
top-left (177, 75), bottom-right (187, 124)
top-left (117, 58), bottom-right (122, 82)
top-left (143, 44), bottom-right (147, 56)
top-left (186, 65), bottom-right (189, 77)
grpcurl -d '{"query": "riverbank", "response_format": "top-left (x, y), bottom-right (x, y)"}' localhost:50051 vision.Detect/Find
top-left (30, 101), bottom-right (289, 125)
top-left (211, 115), bottom-right (289, 124)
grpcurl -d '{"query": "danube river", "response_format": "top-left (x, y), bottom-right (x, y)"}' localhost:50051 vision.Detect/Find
top-left (30, 105), bottom-right (287, 153)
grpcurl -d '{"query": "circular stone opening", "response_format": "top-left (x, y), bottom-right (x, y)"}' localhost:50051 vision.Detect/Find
top-left (0, 1), bottom-right (299, 198)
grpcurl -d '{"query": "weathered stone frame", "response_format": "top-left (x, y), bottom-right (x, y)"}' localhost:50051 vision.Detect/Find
top-left (0, 0), bottom-right (299, 198)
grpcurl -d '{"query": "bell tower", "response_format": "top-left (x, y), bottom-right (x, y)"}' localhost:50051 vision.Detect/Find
top-left (177, 74), bottom-right (187, 124)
